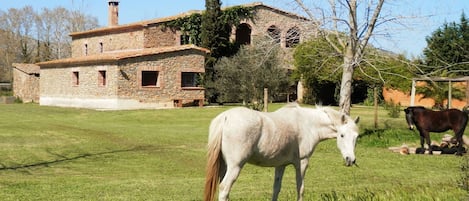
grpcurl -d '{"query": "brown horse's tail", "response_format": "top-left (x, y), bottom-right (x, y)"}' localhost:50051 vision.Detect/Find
top-left (204, 117), bottom-right (224, 201)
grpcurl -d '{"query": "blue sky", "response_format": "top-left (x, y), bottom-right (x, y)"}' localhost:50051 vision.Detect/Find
top-left (1, 0), bottom-right (468, 58)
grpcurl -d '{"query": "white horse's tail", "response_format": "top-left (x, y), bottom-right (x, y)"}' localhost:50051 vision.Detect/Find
top-left (204, 115), bottom-right (225, 201)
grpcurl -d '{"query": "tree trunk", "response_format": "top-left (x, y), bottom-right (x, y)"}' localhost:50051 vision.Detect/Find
top-left (339, 54), bottom-right (355, 115)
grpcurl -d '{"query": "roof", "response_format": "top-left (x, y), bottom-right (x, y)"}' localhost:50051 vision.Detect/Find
top-left (12, 63), bottom-right (40, 74)
top-left (36, 45), bottom-right (209, 68)
top-left (412, 76), bottom-right (469, 82)
top-left (69, 2), bottom-right (309, 37)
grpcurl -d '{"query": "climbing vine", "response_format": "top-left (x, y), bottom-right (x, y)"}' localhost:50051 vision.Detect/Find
top-left (164, 6), bottom-right (254, 47)
top-left (165, 13), bottom-right (203, 45)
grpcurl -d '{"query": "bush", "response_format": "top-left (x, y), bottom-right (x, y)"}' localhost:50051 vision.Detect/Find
top-left (384, 99), bottom-right (401, 118)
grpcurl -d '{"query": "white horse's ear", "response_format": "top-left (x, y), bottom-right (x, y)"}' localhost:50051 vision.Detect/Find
top-left (354, 116), bottom-right (360, 124)
top-left (341, 114), bottom-right (347, 124)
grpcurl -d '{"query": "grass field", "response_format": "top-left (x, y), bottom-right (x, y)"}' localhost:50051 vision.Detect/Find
top-left (0, 103), bottom-right (467, 200)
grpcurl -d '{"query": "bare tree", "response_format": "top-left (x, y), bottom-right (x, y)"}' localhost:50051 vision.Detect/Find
top-left (0, 5), bottom-right (98, 82)
top-left (293, 0), bottom-right (385, 115)
top-left (0, 7), bottom-right (39, 81)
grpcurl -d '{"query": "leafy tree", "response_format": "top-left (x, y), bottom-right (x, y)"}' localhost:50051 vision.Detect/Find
top-left (201, 0), bottom-right (229, 59)
top-left (293, 37), bottom-right (413, 105)
top-left (423, 13), bottom-right (469, 76)
top-left (214, 38), bottom-right (289, 107)
top-left (358, 50), bottom-right (414, 91)
top-left (417, 12), bottom-right (469, 109)
top-left (202, 0), bottom-right (229, 103)
top-left (416, 81), bottom-right (466, 109)
top-left (292, 37), bottom-right (341, 104)
top-left (165, 1), bottom-right (253, 103)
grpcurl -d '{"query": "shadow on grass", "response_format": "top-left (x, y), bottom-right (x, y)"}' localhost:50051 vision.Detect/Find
top-left (0, 146), bottom-right (148, 171)
top-left (359, 128), bottom-right (387, 139)
top-left (358, 128), bottom-right (417, 148)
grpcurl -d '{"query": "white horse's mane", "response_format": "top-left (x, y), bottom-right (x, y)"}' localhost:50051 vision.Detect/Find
top-left (318, 106), bottom-right (342, 123)
top-left (281, 103), bottom-right (346, 126)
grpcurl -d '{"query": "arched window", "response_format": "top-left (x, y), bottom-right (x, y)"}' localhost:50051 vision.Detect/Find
top-left (286, 27), bottom-right (300, 48)
top-left (267, 25), bottom-right (281, 44)
top-left (235, 23), bottom-right (252, 45)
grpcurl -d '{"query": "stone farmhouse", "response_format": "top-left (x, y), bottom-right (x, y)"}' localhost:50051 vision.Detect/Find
top-left (14, 1), bottom-right (314, 110)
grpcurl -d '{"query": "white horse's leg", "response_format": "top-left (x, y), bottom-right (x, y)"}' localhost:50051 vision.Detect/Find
top-left (272, 165), bottom-right (286, 201)
top-left (295, 159), bottom-right (309, 201)
top-left (218, 165), bottom-right (242, 201)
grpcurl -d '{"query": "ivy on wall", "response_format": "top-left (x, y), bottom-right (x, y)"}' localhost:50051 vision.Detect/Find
top-left (164, 6), bottom-right (254, 47)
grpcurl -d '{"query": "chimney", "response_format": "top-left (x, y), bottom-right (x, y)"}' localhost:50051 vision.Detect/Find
top-left (108, 0), bottom-right (119, 27)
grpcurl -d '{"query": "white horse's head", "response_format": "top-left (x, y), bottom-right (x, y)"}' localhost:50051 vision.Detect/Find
top-left (335, 115), bottom-right (360, 166)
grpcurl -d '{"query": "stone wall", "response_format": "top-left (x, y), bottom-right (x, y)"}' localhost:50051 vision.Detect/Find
top-left (12, 65), bottom-right (39, 103)
top-left (71, 28), bottom-right (144, 57)
top-left (232, 5), bottom-right (316, 70)
top-left (117, 49), bottom-right (205, 105)
top-left (236, 5), bottom-right (316, 47)
top-left (40, 63), bottom-right (121, 109)
top-left (144, 24), bottom-right (180, 48)
top-left (40, 48), bottom-right (205, 109)
top-left (40, 64), bottom-right (119, 98)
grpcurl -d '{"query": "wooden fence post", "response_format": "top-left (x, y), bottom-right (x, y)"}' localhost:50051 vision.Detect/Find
top-left (374, 87), bottom-right (378, 128)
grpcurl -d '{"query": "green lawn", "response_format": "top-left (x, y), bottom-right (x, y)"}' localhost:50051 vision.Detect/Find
top-left (0, 103), bottom-right (467, 200)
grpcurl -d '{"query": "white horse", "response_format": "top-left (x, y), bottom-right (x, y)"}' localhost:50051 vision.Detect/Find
top-left (204, 103), bottom-right (360, 201)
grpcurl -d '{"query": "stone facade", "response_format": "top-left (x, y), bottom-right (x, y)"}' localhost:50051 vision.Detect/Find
top-left (38, 46), bottom-right (207, 109)
top-left (69, 3), bottom-right (314, 59)
top-left (12, 63), bottom-right (40, 103)
top-left (236, 5), bottom-right (316, 48)
top-left (70, 26), bottom-right (145, 57)
top-left (115, 49), bottom-right (206, 107)
top-left (144, 24), bottom-right (180, 48)
top-left (33, 2), bottom-right (314, 109)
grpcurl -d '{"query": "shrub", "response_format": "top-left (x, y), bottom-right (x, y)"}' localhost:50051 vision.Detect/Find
top-left (384, 99), bottom-right (401, 118)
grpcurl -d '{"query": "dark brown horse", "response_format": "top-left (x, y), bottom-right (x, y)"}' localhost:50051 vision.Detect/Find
top-left (404, 106), bottom-right (469, 155)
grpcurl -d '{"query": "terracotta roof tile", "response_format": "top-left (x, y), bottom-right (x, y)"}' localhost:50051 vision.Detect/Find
top-left (36, 45), bottom-right (209, 68)
top-left (12, 63), bottom-right (40, 74)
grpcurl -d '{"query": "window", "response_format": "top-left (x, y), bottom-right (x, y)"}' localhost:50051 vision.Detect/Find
top-left (141, 71), bottom-right (159, 87)
top-left (99, 42), bottom-right (103, 53)
top-left (267, 25), bottom-right (281, 44)
top-left (98, 70), bottom-right (106, 86)
top-left (84, 44), bottom-right (88, 56)
top-left (181, 72), bottom-right (198, 87)
top-left (286, 27), bottom-right (300, 48)
top-left (180, 34), bottom-right (190, 45)
top-left (73, 71), bottom-right (79, 86)
top-left (236, 23), bottom-right (252, 45)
